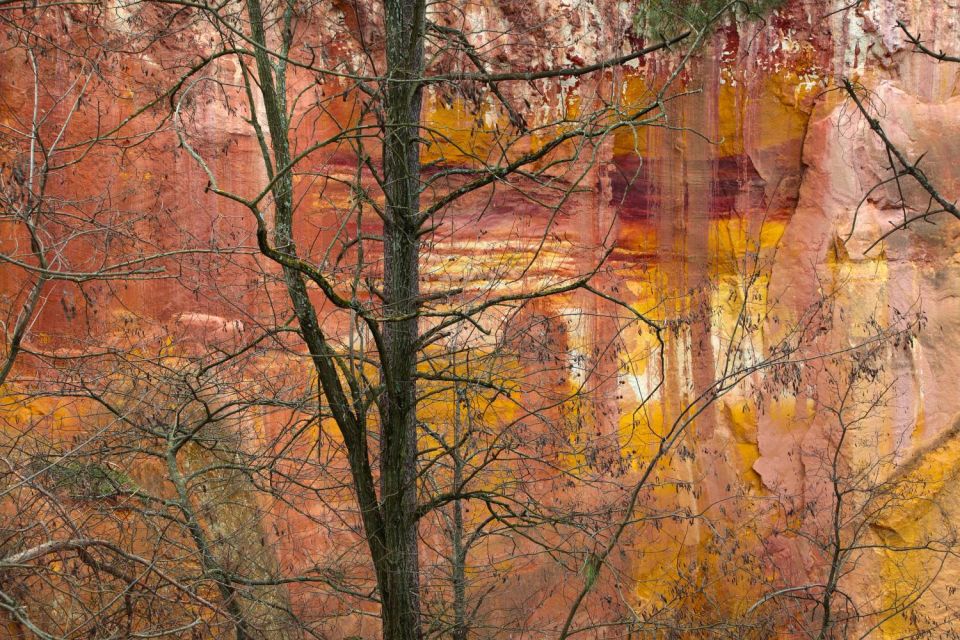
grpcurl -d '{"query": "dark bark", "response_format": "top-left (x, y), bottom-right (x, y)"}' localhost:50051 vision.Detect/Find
top-left (451, 384), bottom-right (468, 640)
top-left (379, 0), bottom-right (426, 637)
top-left (241, 0), bottom-right (398, 635)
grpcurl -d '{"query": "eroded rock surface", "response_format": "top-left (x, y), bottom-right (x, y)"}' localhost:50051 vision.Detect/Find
top-left (2, 0), bottom-right (960, 636)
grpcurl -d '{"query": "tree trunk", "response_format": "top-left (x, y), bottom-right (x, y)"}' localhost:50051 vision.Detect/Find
top-left (451, 384), bottom-right (468, 640)
top-left (380, 0), bottom-right (425, 637)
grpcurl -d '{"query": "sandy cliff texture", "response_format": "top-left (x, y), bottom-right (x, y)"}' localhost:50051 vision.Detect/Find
top-left (2, 0), bottom-right (960, 637)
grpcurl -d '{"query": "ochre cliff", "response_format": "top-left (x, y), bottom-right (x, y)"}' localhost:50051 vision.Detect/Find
top-left (2, 0), bottom-right (960, 637)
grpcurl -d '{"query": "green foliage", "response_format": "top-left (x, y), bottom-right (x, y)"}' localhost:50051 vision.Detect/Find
top-left (39, 459), bottom-right (133, 499)
top-left (635, 0), bottom-right (783, 40)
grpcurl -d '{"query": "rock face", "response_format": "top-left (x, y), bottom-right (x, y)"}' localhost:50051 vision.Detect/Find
top-left (2, 0), bottom-right (960, 637)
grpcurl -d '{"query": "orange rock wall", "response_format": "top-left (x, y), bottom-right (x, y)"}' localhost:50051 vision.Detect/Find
top-left (3, 0), bottom-right (960, 637)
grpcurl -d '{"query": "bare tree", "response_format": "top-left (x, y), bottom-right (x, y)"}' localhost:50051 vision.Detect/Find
top-left (7, 1), bottom-right (956, 639)
top-left (159, 0), bottom-right (731, 637)
top-left (841, 20), bottom-right (960, 251)
top-left (731, 295), bottom-right (960, 639)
